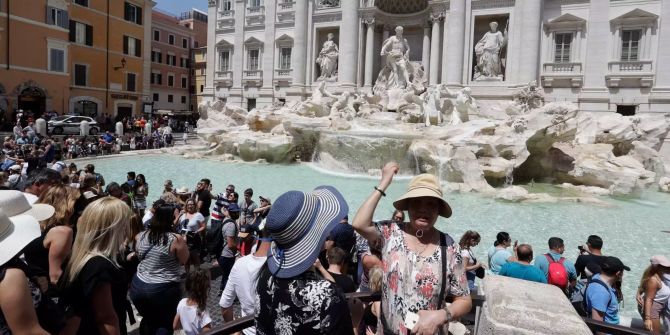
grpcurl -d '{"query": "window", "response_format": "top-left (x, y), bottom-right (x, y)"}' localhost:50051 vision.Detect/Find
top-left (74, 0), bottom-right (88, 7)
top-left (279, 47), bottom-right (291, 69)
top-left (182, 38), bottom-right (188, 49)
top-left (181, 96), bottom-right (186, 104)
top-left (554, 33), bottom-right (572, 63)
top-left (181, 77), bottom-right (187, 88)
top-left (190, 85), bottom-right (195, 94)
top-left (49, 48), bottom-right (65, 72)
top-left (153, 30), bottom-right (160, 41)
top-left (123, 36), bottom-right (141, 57)
top-left (69, 20), bottom-right (92, 46)
top-left (169, 34), bottom-right (175, 45)
top-left (151, 72), bottom-right (162, 84)
top-left (168, 75), bottom-right (174, 87)
top-left (221, 0), bottom-right (232, 11)
top-left (621, 29), bottom-right (641, 61)
top-left (74, 64), bottom-right (87, 86)
top-left (127, 73), bottom-right (136, 92)
top-left (200, 85), bottom-right (204, 92)
top-left (47, 7), bottom-right (68, 29)
top-left (219, 51), bottom-right (230, 71)
top-left (151, 51), bottom-right (163, 63)
top-left (124, 2), bottom-right (143, 25)
top-left (153, 93), bottom-right (159, 101)
top-left (249, 0), bottom-right (261, 7)
top-left (168, 95), bottom-right (173, 103)
top-left (247, 98), bottom-right (256, 111)
top-left (247, 49), bottom-right (259, 70)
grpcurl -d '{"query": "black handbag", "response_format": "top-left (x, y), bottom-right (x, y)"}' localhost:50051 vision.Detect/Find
top-left (475, 266), bottom-right (486, 279)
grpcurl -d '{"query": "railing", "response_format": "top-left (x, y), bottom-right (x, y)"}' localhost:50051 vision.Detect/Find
top-left (218, 10), bottom-right (234, 19)
top-left (202, 292), bottom-right (652, 335)
top-left (609, 60), bottom-right (653, 72)
top-left (277, 1), bottom-right (295, 11)
top-left (543, 62), bottom-right (582, 73)
top-left (244, 70), bottom-right (262, 78)
top-left (316, 0), bottom-right (341, 9)
top-left (275, 68), bottom-right (292, 77)
top-left (215, 71), bottom-right (233, 79)
top-left (246, 6), bottom-right (265, 16)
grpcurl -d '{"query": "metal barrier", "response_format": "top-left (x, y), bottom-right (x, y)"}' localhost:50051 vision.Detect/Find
top-left (202, 292), bottom-right (651, 335)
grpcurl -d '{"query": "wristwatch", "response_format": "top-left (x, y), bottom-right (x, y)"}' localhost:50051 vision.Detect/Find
top-left (443, 307), bottom-right (453, 323)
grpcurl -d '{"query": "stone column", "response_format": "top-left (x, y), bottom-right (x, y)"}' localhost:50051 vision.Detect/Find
top-left (232, 0), bottom-right (245, 90)
top-left (444, 0), bottom-right (466, 86)
top-left (653, 0), bottom-right (670, 92)
top-left (262, 0), bottom-right (277, 90)
top-left (517, 0), bottom-right (543, 84)
top-left (583, 0), bottom-right (610, 89)
top-left (429, 13), bottom-right (443, 85)
top-left (339, 1), bottom-right (359, 87)
top-left (422, 26), bottom-right (431, 73)
top-left (203, 0), bottom-right (217, 97)
top-left (292, 0), bottom-right (308, 86)
top-left (363, 17), bottom-right (375, 88)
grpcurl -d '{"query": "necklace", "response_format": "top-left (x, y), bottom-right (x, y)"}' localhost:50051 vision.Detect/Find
top-left (412, 229), bottom-right (434, 256)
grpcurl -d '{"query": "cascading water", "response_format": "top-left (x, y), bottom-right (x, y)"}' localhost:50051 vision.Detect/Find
top-left (504, 169), bottom-right (514, 187)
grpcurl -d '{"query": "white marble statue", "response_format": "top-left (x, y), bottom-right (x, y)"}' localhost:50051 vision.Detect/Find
top-left (379, 26), bottom-right (412, 89)
top-left (297, 81), bottom-right (336, 117)
top-left (442, 86), bottom-right (477, 125)
top-left (514, 80), bottom-right (545, 112)
top-left (474, 21), bottom-right (507, 81)
top-left (316, 33), bottom-right (339, 81)
top-left (329, 92), bottom-right (356, 120)
top-left (422, 86), bottom-right (443, 126)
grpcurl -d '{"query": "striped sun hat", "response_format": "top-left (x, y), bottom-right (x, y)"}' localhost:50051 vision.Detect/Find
top-left (266, 186), bottom-right (349, 279)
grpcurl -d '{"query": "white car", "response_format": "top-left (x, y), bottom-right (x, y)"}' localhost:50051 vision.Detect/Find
top-left (48, 115), bottom-right (100, 135)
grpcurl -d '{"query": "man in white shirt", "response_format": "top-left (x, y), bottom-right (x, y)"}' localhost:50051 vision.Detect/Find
top-left (220, 227), bottom-right (271, 335)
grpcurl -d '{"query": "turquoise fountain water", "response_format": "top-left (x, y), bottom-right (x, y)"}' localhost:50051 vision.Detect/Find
top-left (84, 154), bottom-right (670, 316)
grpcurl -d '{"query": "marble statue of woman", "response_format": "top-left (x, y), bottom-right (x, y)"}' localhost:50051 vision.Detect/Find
top-left (316, 33), bottom-right (339, 80)
top-left (474, 21), bottom-right (507, 81)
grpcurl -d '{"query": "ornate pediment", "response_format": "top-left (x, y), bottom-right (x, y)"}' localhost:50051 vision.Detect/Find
top-left (375, 0), bottom-right (428, 14)
top-left (215, 38), bottom-right (234, 48)
top-left (544, 13), bottom-right (586, 32)
top-left (275, 34), bottom-right (294, 47)
top-left (244, 36), bottom-right (263, 47)
top-left (611, 8), bottom-right (658, 27)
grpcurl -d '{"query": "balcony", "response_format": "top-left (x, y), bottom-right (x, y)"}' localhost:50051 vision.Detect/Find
top-left (277, 2), bottom-right (295, 12)
top-left (541, 62), bottom-right (583, 88)
top-left (274, 68), bottom-right (293, 85)
top-left (276, 1), bottom-right (295, 22)
top-left (215, 71), bottom-right (233, 87)
top-left (217, 10), bottom-right (234, 30)
top-left (218, 10), bottom-right (234, 19)
top-left (246, 6), bottom-right (265, 16)
top-left (242, 70), bottom-right (263, 86)
top-left (245, 7), bottom-right (265, 26)
top-left (606, 60), bottom-right (654, 87)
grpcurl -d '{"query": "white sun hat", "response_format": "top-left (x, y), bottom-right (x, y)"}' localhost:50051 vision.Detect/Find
top-left (0, 208), bottom-right (41, 266)
top-left (0, 190), bottom-right (55, 221)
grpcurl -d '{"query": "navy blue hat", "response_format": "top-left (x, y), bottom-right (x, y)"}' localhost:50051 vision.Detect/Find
top-left (266, 186), bottom-right (348, 279)
top-left (329, 223), bottom-right (356, 255)
top-left (227, 203), bottom-right (241, 212)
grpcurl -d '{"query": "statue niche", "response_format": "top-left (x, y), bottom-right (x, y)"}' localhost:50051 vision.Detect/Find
top-left (472, 17), bottom-right (509, 81)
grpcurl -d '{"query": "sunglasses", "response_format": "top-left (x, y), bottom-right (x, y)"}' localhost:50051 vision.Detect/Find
top-left (226, 188), bottom-right (233, 192)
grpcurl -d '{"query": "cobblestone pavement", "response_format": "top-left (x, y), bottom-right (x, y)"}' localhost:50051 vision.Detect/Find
top-left (127, 261), bottom-right (242, 335)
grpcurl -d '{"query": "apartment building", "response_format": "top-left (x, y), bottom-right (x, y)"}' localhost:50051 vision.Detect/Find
top-left (0, 0), bottom-right (71, 123)
top-left (150, 9), bottom-right (194, 115)
top-left (0, 0), bottom-right (155, 126)
top-left (179, 9), bottom-right (207, 112)
top-left (69, 0), bottom-right (154, 120)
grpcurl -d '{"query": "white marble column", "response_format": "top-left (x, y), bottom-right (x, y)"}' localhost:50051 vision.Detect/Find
top-left (517, 0), bottom-right (543, 84)
top-left (339, 1), bottom-right (359, 87)
top-left (422, 26), bottom-right (431, 73)
top-left (444, 0), bottom-right (465, 86)
top-left (429, 15), bottom-right (442, 85)
top-left (363, 18), bottom-right (375, 88)
top-left (292, 0), bottom-right (308, 86)
top-left (653, 0), bottom-right (670, 91)
top-left (583, 0), bottom-right (610, 89)
top-left (203, 0), bottom-right (217, 97)
top-left (262, 0), bottom-right (276, 90)
top-left (382, 26), bottom-right (390, 42)
top-left (232, 0), bottom-right (245, 90)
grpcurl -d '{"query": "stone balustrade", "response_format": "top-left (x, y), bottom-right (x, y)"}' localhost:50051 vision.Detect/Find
top-left (543, 62), bottom-right (583, 73)
top-left (609, 60), bottom-right (653, 73)
top-left (246, 6), bottom-right (265, 16)
top-left (277, 1), bottom-right (295, 12)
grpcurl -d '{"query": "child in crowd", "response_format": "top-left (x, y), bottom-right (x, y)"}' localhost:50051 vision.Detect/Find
top-left (173, 269), bottom-right (212, 335)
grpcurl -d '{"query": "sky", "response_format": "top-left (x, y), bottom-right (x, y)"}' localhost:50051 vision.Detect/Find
top-left (154, 0), bottom-right (208, 15)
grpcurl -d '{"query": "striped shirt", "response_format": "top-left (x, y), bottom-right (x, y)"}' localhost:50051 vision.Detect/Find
top-left (136, 232), bottom-right (183, 284)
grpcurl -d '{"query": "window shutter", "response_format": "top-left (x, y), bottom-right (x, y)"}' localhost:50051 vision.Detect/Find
top-left (123, 36), bottom-right (129, 55)
top-left (137, 7), bottom-right (142, 25)
top-left (85, 24), bottom-right (93, 46)
top-left (69, 20), bottom-right (76, 42)
top-left (124, 2), bottom-right (131, 21)
top-left (135, 38), bottom-right (141, 57)
top-left (61, 11), bottom-right (69, 29)
top-left (46, 7), bottom-right (54, 25)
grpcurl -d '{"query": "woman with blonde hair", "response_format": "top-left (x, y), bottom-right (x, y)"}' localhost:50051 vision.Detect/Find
top-left (63, 197), bottom-right (132, 335)
top-left (636, 255), bottom-right (670, 333)
top-left (24, 185), bottom-right (80, 285)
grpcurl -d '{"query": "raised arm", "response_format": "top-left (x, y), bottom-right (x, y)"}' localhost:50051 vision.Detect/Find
top-left (352, 162), bottom-right (399, 244)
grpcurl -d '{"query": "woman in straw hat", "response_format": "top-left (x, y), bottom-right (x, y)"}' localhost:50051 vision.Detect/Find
top-left (0, 190), bottom-right (54, 335)
top-left (353, 162), bottom-right (472, 335)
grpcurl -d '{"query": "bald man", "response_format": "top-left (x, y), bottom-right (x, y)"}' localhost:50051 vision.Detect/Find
top-left (499, 244), bottom-right (547, 283)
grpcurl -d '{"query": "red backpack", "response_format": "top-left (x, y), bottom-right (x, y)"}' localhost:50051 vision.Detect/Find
top-left (545, 254), bottom-right (569, 289)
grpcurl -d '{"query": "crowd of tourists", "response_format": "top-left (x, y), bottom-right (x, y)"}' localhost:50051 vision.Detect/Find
top-left (1, 158), bottom-right (670, 335)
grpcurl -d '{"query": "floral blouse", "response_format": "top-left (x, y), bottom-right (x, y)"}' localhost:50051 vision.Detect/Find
top-left (255, 270), bottom-right (354, 335)
top-left (378, 222), bottom-right (469, 334)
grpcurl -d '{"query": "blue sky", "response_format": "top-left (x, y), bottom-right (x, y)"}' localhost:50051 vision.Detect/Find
top-left (154, 0), bottom-right (208, 15)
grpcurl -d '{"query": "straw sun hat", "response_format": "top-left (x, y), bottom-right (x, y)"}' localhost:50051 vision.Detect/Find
top-left (392, 174), bottom-right (452, 218)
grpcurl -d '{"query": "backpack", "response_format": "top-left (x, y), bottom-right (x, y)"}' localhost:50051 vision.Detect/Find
top-left (572, 278), bottom-right (611, 317)
top-left (545, 254), bottom-right (569, 289)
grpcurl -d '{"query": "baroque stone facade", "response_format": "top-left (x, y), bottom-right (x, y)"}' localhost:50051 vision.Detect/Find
top-left (204, 0), bottom-right (670, 114)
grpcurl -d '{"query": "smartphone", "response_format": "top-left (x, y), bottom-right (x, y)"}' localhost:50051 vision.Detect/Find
top-left (404, 311), bottom-right (419, 330)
